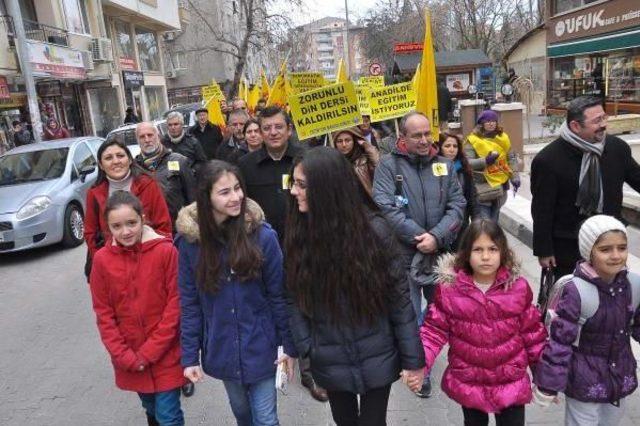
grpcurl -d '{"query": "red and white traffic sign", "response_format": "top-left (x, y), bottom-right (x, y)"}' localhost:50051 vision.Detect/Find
top-left (369, 63), bottom-right (382, 76)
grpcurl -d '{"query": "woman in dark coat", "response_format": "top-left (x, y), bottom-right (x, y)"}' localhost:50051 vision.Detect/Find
top-left (438, 131), bottom-right (479, 249)
top-left (285, 147), bottom-right (425, 425)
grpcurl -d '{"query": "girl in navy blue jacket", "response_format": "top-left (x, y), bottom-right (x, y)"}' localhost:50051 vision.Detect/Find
top-left (176, 160), bottom-right (296, 426)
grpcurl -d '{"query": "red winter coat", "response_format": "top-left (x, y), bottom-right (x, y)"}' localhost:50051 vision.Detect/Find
top-left (420, 254), bottom-right (547, 413)
top-left (85, 174), bottom-right (172, 257)
top-left (89, 227), bottom-right (185, 393)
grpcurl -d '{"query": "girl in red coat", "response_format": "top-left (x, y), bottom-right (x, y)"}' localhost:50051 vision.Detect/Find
top-left (90, 191), bottom-right (185, 426)
top-left (84, 139), bottom-right (172, 276)
top-left (415, 219), bottom-right (547, 426)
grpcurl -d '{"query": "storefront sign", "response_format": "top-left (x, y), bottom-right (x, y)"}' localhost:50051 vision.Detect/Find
top-left (445, 73), bottom-right (471, 92)
top-left (27, 41), bottom-right (86, 80)
top-left (288, 72), bottom-right (327, 94)
top-left (0, 76), bottom-right (10, 100)
top-left (122, 71), bottom-right (144, 89)
top-left (0, 93), bottom-right (27, 108)
top-left (288, 81), bottom-right (361, 140)
top-left (393, 42), bottom-right (423, 53)
top-left (37, 81), bottom-right (62, 97)
top-left (119, 57), bottom-right (137, 71)
top-left (549, 0), bottom-right (640, 43)
top-left (367, 82), bottom-right (416, 123)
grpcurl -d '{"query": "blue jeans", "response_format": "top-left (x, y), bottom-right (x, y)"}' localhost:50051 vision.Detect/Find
top-left (223, 376), bottom-right (279, 426)
top-left (477, 191), bottom-right (508, 222)
top-left (138, 388), bottom-right (184, 426)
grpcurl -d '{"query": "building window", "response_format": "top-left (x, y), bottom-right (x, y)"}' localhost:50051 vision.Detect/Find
top-left (89, 88), bottom-right (121, 137)
top-left (114, 20), bottom-right (135, 64)
top-left (63, 0), bottom-right (90, 34)
top-left (135, 26), bottom-right (160, 72)
top-left (553, 0), bottom-right (602, 15)
top-left (145, 86), bottom-right (167, 121)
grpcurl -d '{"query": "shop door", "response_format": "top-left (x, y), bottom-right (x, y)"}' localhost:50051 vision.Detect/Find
top-left (62, 85), bottom-right (83, 136)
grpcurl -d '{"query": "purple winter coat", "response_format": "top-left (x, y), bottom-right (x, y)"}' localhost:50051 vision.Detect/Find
top-left (534, 261), bottom-right (640, 403)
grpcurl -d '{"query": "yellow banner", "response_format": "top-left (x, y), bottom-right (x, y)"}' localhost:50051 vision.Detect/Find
top-left (356, 86), bottom-right (371, 116)
top-left (288, 72), bottom-right (326, 94)
top-left (288, 81), bottom-right (362, 140)
top-left (358, 76), bottom-right (384, 88)
top-left (368, 82), bottom-right (416, 123)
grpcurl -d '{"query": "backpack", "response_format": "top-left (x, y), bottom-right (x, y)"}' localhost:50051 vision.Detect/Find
top-left (543, 272), bottom-right (640, 347)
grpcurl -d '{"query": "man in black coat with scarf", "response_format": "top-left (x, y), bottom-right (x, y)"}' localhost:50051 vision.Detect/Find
top-left (531, 96), bottom-right (640, 280)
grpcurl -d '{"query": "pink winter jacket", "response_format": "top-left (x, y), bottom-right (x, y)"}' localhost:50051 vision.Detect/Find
top-left (420, 254), bottom-right (547, 413)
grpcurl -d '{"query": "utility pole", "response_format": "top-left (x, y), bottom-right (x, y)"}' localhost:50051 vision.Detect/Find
top-left (343, 0), bottom-right (350, 78)
top-left (6, 0), bottom-right (42, 142)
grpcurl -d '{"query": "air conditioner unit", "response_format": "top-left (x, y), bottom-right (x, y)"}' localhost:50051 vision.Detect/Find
top-left (91, 37), bottom-right (113, 62)
top-left (80, 50), bottom-right (94, 70)
top-left (166, 69), bottom-right (178, 78)
top-left (163, 31), bottom-right (178, 41)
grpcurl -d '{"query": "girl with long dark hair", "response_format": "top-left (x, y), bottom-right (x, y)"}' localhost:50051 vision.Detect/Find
top-left (438, 132), bottom-right (479, 248)
top-left (84, 139), bottom-right (172, 276)
top-left (330, 127), bottom-right (380, 195)
top-left (285, 147), bottom-right (425, 425)
top-left (176, 160), bottom-right (296, 425)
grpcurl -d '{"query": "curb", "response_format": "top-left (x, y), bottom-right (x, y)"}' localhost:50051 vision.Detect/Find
top-left (498, 191), bottom-right (534, 249)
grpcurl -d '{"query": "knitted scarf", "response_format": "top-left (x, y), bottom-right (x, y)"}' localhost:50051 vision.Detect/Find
top-left (559, 121), bottom-right (606, 215)
top-left (142, 145), bottom-right (165, 171)
top-left (168, 130), bottom-right (185, 144)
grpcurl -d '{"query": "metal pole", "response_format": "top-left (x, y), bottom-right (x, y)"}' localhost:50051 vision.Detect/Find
top-left (6, 0), bottom-right (42, 142)
top-left (343, 0), bottom-right (350, 78)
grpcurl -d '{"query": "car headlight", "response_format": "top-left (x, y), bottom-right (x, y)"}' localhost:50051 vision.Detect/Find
top-left (16, 196), bottom-right (52, 220)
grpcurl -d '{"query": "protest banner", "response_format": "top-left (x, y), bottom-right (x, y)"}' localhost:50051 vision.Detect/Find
top-left (358, 76), bottom-right (384, 88)
top-left (289, 72), bottom-right (326, 93)
top-left (288, 81), bottom-right (361, 140)
top-left (368, 81), bottom-right (416, 123)
top-left (356, 86), bottom-right (371, 116)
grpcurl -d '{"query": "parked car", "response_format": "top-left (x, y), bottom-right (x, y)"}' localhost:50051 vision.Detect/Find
top-left (105, 120), bottom-right (168, 158)
top-left (0, 137), bottom-right (104, 253)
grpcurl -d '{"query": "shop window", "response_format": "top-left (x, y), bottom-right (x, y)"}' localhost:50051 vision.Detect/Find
top-left (607, 49), bottom-right (640, 104)
top-left (89, 88), bottom-right (121, 137)
top-left (63, 0), bottom-right (90, 34)
top-left (145, 86), bottom-right (167, 121)
top-left (135, 26), bottom-right (160, 72)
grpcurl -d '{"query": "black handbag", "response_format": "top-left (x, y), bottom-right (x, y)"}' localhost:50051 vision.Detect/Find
top-left (83, 197), bottom-right (105, 279)
top-left (536, 267), bottom-right (555, 311)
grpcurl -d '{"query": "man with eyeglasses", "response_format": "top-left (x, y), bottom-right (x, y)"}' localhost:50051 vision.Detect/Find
top-left (532, 95), bottom-right (640, 280)
top-left (238, 105), bottom-right (328, 402)
top-left (372, 111), bottom-right (465, 399)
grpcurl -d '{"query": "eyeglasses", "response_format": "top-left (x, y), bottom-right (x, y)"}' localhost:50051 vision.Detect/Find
top-left (289, 179), bottom-right (307, 190)
top-left (584, 115), bottom-right (608, 125)
top-left (261, 124), bottom-right (287, 133)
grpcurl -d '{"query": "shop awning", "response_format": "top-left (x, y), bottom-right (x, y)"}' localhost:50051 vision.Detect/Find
top-left (548, 28), bottom-right (640, 58)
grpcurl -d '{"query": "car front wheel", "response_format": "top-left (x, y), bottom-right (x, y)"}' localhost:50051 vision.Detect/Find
top-left (62, 204), bottom-right (84, 248)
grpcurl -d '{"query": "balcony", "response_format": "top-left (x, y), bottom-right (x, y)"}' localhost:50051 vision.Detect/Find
top-left (0, 15), bottom-right (15, 48)
top-left (178, 0), bottom-right (190, 26)
top-left (23, 19), bottom-right (69, 47)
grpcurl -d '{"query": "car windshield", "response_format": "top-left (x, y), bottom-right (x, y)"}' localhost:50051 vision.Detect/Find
top-left (106, 129), bottom-right (138, 146)
top-left (0, 148), bottom-right (69, 186)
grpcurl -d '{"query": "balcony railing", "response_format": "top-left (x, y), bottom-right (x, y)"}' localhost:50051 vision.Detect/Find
top-left (0, 15), bottom-right (15, 48)
top-left (23, 19), bottom-right (69, 46)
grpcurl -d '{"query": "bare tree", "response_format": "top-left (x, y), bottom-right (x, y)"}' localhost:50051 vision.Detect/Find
top-left (173, 0), bottom-right (298, 98)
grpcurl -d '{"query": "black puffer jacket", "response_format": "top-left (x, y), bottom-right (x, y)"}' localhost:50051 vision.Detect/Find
top-left (288, 213), bottom-right (425, 394)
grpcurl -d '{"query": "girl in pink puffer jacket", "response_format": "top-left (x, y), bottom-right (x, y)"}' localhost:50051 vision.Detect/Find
top-left (419, 219), bottom-right (547, 426)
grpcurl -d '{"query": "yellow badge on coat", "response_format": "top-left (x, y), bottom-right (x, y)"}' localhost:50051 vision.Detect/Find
top-left (432, 163), bottom-right (448, 176)
top-left (167, 161), bottom-right (180, 171)
top-left (282, 174), bottom-right (291, 190)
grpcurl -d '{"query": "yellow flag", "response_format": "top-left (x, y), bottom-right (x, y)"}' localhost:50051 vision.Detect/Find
top-left (260, 69), bottom-right (270, 100)
top-left (416, 8), bottom-right (439, 138)
top-left (412, 63), bottom-right (421, 91)
top-left (205, 96), bottom-right (226, 128)
top-left (248, 84), bottom-right (261, 112)
top-left (267, 60), bottom-right (289, 107)
top-left (336, 58), bottom-right (348, 83)
top-left (238, 78), bottom-right (248, 102)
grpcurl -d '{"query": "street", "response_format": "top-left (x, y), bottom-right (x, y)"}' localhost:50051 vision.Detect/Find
top-left (2, 235), bottom-right (640, 425)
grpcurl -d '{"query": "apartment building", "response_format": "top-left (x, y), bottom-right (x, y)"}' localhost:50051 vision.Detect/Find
top-left (0, 0), bottom-right (183, 138)
top-left (164, 0), bottom-right (269, 106)
top-left (289, 17), bottom-right (367, 80)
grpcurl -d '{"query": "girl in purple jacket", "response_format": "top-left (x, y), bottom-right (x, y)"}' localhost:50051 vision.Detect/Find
top-left (534, 215), bottom-right (640, 425)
